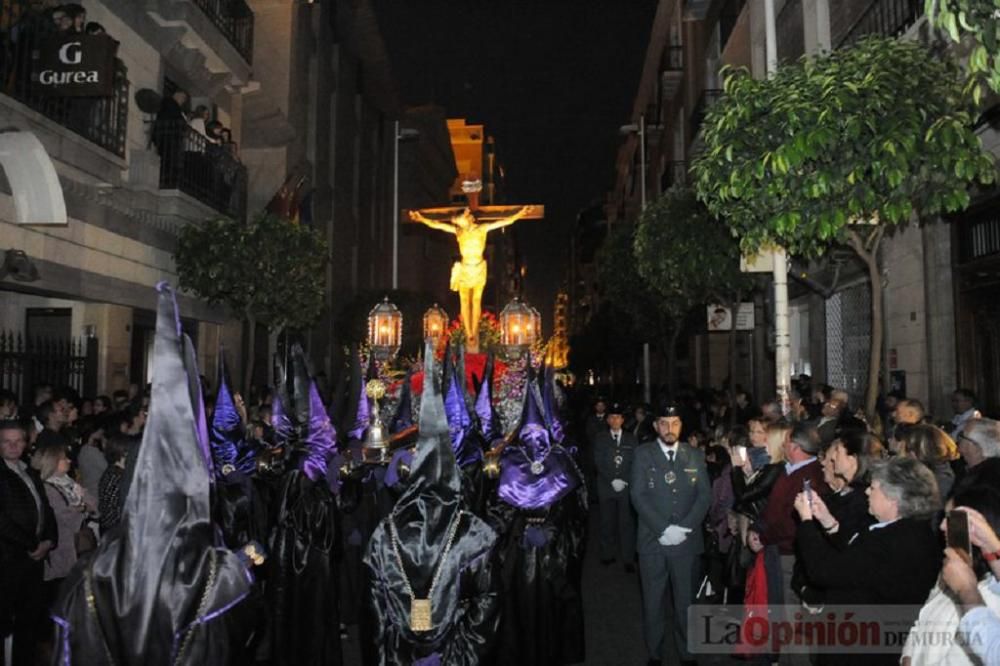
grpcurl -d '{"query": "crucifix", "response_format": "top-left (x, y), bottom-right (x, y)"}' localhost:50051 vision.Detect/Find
top-left (407, 181), bottom-right (544, 353)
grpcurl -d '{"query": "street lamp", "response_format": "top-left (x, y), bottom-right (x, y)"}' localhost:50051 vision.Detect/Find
top-left (619, 115), bottom-right (662, 404)
top-left (392, 122), bottom-right (420, 290)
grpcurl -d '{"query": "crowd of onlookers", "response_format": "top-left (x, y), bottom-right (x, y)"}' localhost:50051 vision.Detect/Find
top-left (581, 379), bottom-right (1000, 664)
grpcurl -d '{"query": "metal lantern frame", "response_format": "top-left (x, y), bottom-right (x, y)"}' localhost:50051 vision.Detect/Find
top-left (422, 303), bottom-right (449, 341)
top-left (528, 305), bottom-right (542, 341)
top-left (500, 297), bottom-right (537, 354)
top-left (367, 296), bottom-right (402, 360)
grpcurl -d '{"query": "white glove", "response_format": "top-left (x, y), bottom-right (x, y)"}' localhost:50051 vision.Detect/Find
top-left (611, 479), bottom-right (627, 492)
top-left (658, 525), bottom-right (692, 546)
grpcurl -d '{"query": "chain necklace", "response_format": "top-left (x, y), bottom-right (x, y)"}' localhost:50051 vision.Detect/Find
top-left (389, 508), bottom-right (462, 632)
top-left (519, 444), bottom-right (554, 475)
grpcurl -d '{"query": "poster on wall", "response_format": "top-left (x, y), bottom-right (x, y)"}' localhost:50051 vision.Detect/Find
top-left (707, 303), bottom-right (755, 332)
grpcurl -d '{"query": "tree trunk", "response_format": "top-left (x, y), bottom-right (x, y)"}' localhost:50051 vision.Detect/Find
top-left (847, 228), bottom-right (884, 424)
top-left (243, 312), bottom-right (256, 396)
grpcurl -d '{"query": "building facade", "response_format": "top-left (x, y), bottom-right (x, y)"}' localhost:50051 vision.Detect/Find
top-left (0, 0), bottom-right (457, 402)
top-left (605, 0), bottom-right (995, 418)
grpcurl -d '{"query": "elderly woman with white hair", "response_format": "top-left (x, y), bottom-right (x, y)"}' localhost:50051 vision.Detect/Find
top-left (956, 417), bottom-right (1000, 470)
top-left (792, 457), bottom-right (942, 665)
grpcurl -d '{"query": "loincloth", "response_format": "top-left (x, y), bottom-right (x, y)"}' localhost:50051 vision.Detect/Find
top-left (450, 259), bottom-right (487, 291)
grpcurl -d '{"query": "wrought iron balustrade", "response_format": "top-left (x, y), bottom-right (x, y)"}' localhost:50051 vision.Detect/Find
top-left (838, 0), bottom-right (924, 48)
top-left (0, 1), bottom-right (129, 157)
top-left (0, 332), bottom-right (97, 405)
top-left (191, 0), bottom-right (254, 64)
top-left (154, 119), bottom-right (247, 220)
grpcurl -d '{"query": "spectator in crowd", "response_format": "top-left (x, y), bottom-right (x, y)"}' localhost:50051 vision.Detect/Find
top-left (0, 388), bottom-right (17, 418)
top-left (0, 419), bottom-right (56, 666)
top-left (151, 88), bottom-right (189, 187)
top-left (93, 394), bottom-right (112, 416)
top-left (904, 467), bottom-right (1000, 665)
top-left (950, 388), bottom-right (982, 440)
top-left (35, 399), bottom-right (69, 450)
top-left (814, 390), bottom-right (848, 446)
top-left (734, 390), bottom-right (758, 425)
top-left (794, 457), bottom-right (941, 665)
top-left (898, 423), bottom-right (957, 501)
top-left (111, 389), bottom-right (129, 411)
top-left (50, 5), bottom-right (71, 32)
top-left (732, 421), bottom-right (788, 522)
top-left (760, 400), bottom-right (782, 424)
top-left (705, 443), bottom-right (735, 600)
top-left (62, 3), bottom-right (85, 32)
top-left (957, 418), bottom-right (1000, 470)
top-left (76, 424), bottom-right (107, 501)
top-left (630, 403), bottom-right (655, 443)
top-left (97, 434), bottom-right (131, 534)
top-left (31, 442), bottom-right (96, 595)
top-left (894, 398), bottom-right (926, 427)
top-left (84, 20), bottom-right (105, 35)
top-left (758, 422), bottom-right (828, 622)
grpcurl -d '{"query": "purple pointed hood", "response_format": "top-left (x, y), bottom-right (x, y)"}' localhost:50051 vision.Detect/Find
top-left (474, 353), bottom-right (500, 443)
top-left (345, 347), bottom-right (369, 442)
top-left (443, 344), bottom-right (481, 467)
top-left (295, 346), bottom-right (337, 482)
top-left (210, 351), bottom-right (256, 476)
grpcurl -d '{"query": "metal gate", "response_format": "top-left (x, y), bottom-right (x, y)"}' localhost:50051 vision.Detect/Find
top-left (825, 284), bottom-right (871, 409)
top-left (0, 332), bottom-right (98, 405)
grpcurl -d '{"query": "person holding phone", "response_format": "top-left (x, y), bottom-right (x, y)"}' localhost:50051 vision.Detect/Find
top-left (794, 457), bottom-right (941, 665)
top-left (903, 467), bottom-right (1000, 665)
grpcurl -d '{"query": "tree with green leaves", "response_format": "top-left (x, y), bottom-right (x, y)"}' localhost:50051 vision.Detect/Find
top-left (175, 214), bottom-right (328, 391)
top-left (693, 36), bottom-right (995, 419)
top-left (633, 187), bottom-right (751, 390)
top-left (596, 221), bottom-right (672, 387)
top-left (927, 0), bottom-right (1000, 100)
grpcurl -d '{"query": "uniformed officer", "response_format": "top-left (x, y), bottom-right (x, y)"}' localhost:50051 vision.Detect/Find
top-left (594, 402), bottom-right (637, 571)
top-left (630, 403), bottom-right (710, 666)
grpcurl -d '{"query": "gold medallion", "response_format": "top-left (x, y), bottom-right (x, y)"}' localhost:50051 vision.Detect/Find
top-left (410, 598), bottom-right (432, 632)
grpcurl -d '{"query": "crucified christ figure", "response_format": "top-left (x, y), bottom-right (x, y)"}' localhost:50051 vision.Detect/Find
top-left (409, 205), bottom-right (535, 351)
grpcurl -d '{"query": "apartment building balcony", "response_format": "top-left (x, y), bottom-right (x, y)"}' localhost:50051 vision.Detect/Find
top-left (660, 44), bottom-right (684, 101)
top-left (154, 120), bottom-right (247, 220)
top-left (838, 0), bottom-right (924, 48)
top-left (0, 10), bottom-right (129, 161)
top-left (690, 88), bottom-right (723, 135)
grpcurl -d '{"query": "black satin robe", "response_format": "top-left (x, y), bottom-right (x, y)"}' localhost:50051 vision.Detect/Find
top-left (488, 483), bottom-right (589, 666)
top-left (266, 469), bottom-right (341, 666)
top-left (364, 509), bottom-right (500, 664)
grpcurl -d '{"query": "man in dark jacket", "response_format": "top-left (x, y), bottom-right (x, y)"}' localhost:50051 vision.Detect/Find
top-left (631, 404), bottom-right (711, 666)
top-left (594, 402), bottom-right (638, 571)
top-left (0, 419), bottom-right (57, 666)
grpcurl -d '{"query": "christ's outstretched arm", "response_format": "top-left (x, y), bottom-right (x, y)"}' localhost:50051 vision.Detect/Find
top-left (481, 205), bottom-right (535, 232)
top-left (408, 210), bottom-right (457, 234)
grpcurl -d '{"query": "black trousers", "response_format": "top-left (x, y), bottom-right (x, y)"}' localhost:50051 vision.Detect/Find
top-left (0, 555), bottom-right (45, 666)
top-left (598, 492), bottom-right (636, 563)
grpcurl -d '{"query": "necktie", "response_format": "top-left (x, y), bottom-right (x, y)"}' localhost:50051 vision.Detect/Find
top-left (668, 450), bottom-right (675, 463)
top-left (614, 433), bottom-right (620, 446)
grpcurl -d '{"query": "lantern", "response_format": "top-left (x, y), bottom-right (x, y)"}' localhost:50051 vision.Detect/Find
top-left (367, 296), bottom-right (402, 360)
top-left (528, 305), bottom-right (542, 340)
top-left (500, 297), bottom-right (537, 356)
top-left (422, 303), bottom-right (449, 341)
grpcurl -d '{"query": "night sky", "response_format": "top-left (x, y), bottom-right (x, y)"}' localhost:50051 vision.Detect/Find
top-left (374, 1), bottom-right (657, 320)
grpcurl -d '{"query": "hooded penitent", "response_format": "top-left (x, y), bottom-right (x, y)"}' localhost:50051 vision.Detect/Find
top-left (210, 351), bottom-right (256, 477)
top-left (474, 353), bottom-right (501, 445)
top-left (51, 283), bottom-right (254, 665)
top-left (443, 344), bottom-right (484, 468)
top-left (496, 372), bottom-right (581, 511)
top-left (363, 341), bottom-right (500, 664)
top-left (490, 366), bottom-right (588, 666)
top-left (268, 343), bottom-right (341, 666)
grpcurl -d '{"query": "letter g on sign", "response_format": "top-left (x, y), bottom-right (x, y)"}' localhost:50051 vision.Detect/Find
top-left (58, 41), bottom-right (82, 65)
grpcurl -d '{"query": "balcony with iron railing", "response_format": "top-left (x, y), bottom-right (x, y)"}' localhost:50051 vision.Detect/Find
top-left (0, 3), bottom-right (129, 158)
top-left (838, 0), bottom-right (924, 48)
top-left (153, 120), bottom-right (247, 220)
top-left (190, 0), bottom-right (254, 64)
